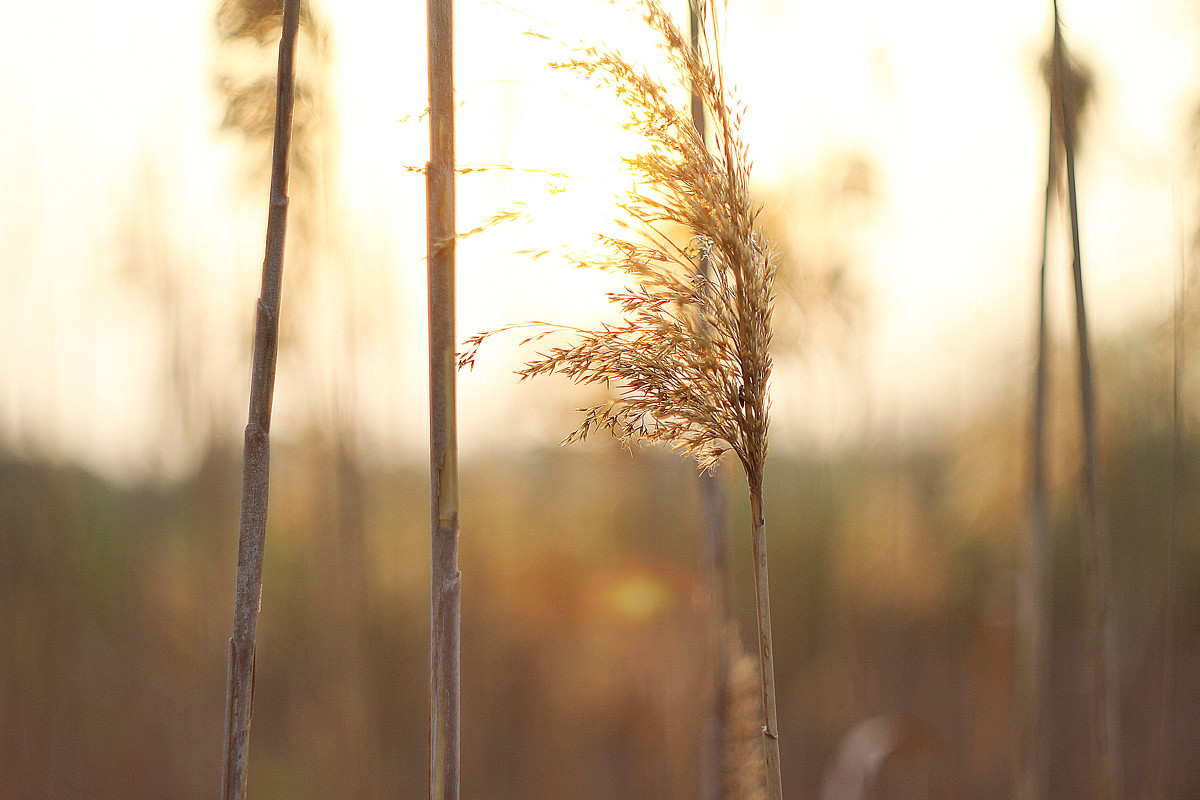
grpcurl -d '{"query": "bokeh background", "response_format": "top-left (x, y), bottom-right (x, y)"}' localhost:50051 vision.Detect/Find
top-left (2, 0), bottom-right (1199, 798)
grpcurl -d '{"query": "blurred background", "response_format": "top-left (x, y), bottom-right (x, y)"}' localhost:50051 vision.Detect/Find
top-left (2, 0), bottom-right (1199, 798)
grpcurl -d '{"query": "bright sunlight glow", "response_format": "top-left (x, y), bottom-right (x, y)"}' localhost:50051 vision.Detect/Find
top-left (0, 0), bottom-right (1196, 479)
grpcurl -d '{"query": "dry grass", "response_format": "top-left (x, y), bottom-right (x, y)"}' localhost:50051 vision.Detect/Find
top-left (724, 638), bottom-right (768, 800)
top-left (458, 0), bottom-right (776, 486)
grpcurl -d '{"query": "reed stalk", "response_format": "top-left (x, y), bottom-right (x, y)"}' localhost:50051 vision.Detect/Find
top-left (688, 3), bottom-right (731, 799)
top-left (1015, 64), bottom-right (1055, 800)
top-left (1153, 200), bottom-right (1186, 800)
top-left (427, 0), bottom-right (461, 798)
top-left (700, 467), bottom-right (731, 800)
top-left (460, 3), bottom-right (781, 797)
top-left (220, 2), bottom-right (301, 798)
top-left (1051, 5), bottom-right (1121, 798)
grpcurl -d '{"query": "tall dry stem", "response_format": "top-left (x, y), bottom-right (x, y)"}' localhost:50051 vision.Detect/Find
top-left (220, 1), bottom-right (301, 798)
top-left (1153, 199), bottom-right (1186, 800)
top-left (688, 3), bottom-right (731, 799)
top-left (460, 3), bottom-right (781, 797)
top-left (1015, 57), bottom-right (1056, 800)
top-left (427, 0), bottom-right (461, 799)
top-left (1051, 4), bottom-right (1122, 798)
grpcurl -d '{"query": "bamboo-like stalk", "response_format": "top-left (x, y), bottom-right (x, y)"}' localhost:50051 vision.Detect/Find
top-left (1015, 80), bottom-right (1055, 800)
top-left (1051, 5), bottom-right (1122, 799)
top-left (220, 2), bottom-right (302, 799)
top-left (427, 0), bottom-right (461, 799)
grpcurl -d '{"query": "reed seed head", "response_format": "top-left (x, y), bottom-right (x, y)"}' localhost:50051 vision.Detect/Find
top-left (459, 0), bottom-right (775, 484)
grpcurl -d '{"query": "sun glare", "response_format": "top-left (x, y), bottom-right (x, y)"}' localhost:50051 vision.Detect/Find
top-left (0, 0), bottom-right (1195, 476)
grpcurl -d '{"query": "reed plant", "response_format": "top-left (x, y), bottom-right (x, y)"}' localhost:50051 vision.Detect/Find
top-left (687, 3), bottom-right (731, 797)
top-left (220, 1), bottom-right (302, 798)
top-left (1017, 16), bottom-right (1099, 800)
top-left (1153, 196), bottom-right (1185, 800)
top-left (427, 0), bottom-right (461, 799)
top-left (460, 2), bottom-right (782, 796)
top-left (1015, 77), bottom-right (1053, 800)
top-left (1048, 5), bottom-right (1121, 798)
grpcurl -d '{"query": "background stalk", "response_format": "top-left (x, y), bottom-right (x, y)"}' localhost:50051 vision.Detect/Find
top-left (427, 0), bottom-right (461, 799)
top-left (220, 2), bottom-right (301, 799)
top-left (1153, 200), bottom-right (1185, 800)
top-left (1052, 5), bottom-right (1122, 798)
top-left (689, 3), bottom-right (731, 799)
top-left (1015, 80), bottom-right (1055, 800)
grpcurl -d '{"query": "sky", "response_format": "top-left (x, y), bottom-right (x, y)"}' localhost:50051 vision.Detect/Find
top-left (0, 0), bottom-right (1197, 481)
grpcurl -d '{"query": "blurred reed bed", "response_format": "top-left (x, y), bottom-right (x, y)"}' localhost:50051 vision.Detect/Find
top-left (4, 399), bottom-right (1199, 800)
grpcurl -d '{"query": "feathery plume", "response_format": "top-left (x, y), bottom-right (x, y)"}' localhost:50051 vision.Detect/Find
top-left (459, 0), bottom-right (776, 486)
